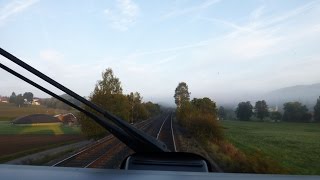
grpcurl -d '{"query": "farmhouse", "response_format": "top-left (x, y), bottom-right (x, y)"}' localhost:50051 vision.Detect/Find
top-left (32, 98), bottom-right (41, 105)
top-left (12, 114), bottom-right (61, 124)
top-left (0, 96), bottom-right (8, 103)
top-left (54, 113), bottom-right (78, 126)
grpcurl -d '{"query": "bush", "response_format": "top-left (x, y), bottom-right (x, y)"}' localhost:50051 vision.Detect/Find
top-left (188, 112), bottom-right (223, 141)
top-left (176, 99), bottom-right (223, 141)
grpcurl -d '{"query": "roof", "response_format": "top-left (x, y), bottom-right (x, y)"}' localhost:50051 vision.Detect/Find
top-left (12, 114), bottom-right (60, 124)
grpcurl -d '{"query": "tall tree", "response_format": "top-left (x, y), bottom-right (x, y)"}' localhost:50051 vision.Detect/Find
top-left (313, 96), bottom-right (320, 122)
top-left (80, 68), bottom-right (129, 139)
top-left (23, 92), bottom-right (34, 103)
top-left (218, 106), bottom-right (226, 120)
top-left (127, 92), bottom-right (147, 123)
top-left (94, 68), bottom-right (122, 95)
top-left (15, 94), bottom-right (24, 107)
top-left (9, 92), bottom-right (16, 103)
top-left (283, 102), bottom-right (310, 122)
top-left (174, 82), bottom-right (190, 109)
top-left (236, 101), bottom-right (253, 121)
top-left (254, 100), bottom-right (269, 120)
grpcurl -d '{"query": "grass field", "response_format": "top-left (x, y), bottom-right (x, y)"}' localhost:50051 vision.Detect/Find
top-left (221, 120), bottom-right (320, 175)
top-left (0, 102), bottom-right (68, 121)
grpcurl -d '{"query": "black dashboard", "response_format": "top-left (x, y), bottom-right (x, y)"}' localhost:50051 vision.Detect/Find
top-left (0, 165), bottom-right (319, 180)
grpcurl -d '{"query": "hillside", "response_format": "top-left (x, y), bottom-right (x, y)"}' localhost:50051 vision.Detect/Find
top-left (264, 83), bottom-right (320, 110)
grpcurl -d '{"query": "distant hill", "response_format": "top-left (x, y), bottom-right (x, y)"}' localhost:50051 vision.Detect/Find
top-left (264, 83), bottom-right (320, 110)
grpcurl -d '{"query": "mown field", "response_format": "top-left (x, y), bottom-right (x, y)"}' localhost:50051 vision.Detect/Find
top-left (221, 120), bottom-right (320, 175)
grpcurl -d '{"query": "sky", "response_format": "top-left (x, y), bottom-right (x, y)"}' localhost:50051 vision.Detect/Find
top-left (0, 0), bottom-right (320, 106)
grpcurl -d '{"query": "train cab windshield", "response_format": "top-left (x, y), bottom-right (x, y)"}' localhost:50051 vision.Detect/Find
top-left (0, 0), bottom-right (320, 177)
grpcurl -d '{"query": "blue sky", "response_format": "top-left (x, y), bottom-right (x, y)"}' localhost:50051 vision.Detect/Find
top-left (1, 0), bottom-right (320, 106)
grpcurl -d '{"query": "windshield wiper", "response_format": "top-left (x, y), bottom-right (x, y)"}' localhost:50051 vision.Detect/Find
top-left (0, 47), bottom-right (168, 153)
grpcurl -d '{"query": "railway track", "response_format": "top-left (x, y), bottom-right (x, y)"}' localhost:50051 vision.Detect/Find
top-left (157, 113), bottom-right (176, 152)
top-left (52, 135), bottom-right (114, 167)
top-left (53, 113), bottom-right (176, 168)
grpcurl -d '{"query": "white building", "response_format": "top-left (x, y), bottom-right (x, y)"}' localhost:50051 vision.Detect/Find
top-left (32, 98), bottom-right (41, 105)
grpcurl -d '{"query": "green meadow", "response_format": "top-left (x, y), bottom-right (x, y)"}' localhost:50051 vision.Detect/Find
top-left (221, 120), bottom-right (320, 175)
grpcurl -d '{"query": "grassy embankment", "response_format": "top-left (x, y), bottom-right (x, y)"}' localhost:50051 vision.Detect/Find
top-left (221, 120), bottom-right (320, 175)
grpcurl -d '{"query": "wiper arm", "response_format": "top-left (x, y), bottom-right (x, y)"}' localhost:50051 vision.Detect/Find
top-left (0, 62), bottom-right (143, 151)
top-left (0, 47), bottom-right (167, 153)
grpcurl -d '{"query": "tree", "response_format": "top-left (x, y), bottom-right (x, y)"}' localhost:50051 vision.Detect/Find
top-left (127, 92), bottom-right (148, 123)
top-left (41, 94), bottom-right (81, 110)
top-left (23, 92), bottom-right (33, 103)
top-left (314, 96), bottom-right (320, 122)
top-left (218, 106), bottom-right (226, 120)
top-left (254, 100), bottom-right (269, 121)
top-left (283, 102), bottom-right (310, 122)
top-left (80, 68), bottom-right (130, 139)
top-left (176, 98), bottom-right (223, 140)
top-left (191, 97), bottom-right (216, 114)
top-left (9, 92), bottom-right (16, 103)
top-left (143, 102), bottom-right (161, 117)
top-left (15, 94), bottom-right (24, 107)
top-left (173, 84), bottom-right (223, 140)
top-left (270, 111), bottom-right (282, 122)
top-left (236, 101), bottom-right (253, 121)
top-left (174, 82), bottom-right (190, 109)
top-left (94, 68), bottom-right (122, 95)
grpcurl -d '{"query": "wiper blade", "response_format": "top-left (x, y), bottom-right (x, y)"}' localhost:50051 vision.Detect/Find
top-left (0, 47), bottom-right (168, 153)
top-left (0, 62), bottom-right (141, 150)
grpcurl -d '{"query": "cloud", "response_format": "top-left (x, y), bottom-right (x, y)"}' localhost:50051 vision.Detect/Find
top-left (196, 0), bottom-right (320, 60)
top-left (200, 17), bottom-right (255, 33)
top-left (162, 0), bottom-right (221, 19)
top-left (0, 0), bottom-right (38, 24)
top-left (253, 0), bottom-right (318, 30)
top-left (104, 0), bottom-right (140, 31)
top-left (39, 49), bottom-right (64, 62)
top-left (120, 1), bottom-right (320, 101)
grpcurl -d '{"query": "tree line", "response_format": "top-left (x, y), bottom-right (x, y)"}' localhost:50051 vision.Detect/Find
top-left (40, 94), bottom-right (82, 110)
top-left (173, 82), bottom-right (289, 173)
top-left (80, 68), bottom-right (162, 139)
top-left (218, 98), bottom-right (320, 122)
top-left (8, 92), bottom-right (34, 107)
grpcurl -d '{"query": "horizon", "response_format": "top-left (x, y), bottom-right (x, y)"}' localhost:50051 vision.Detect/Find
top-left (1, 0), bottom-right (320, 106)
top-left (1, 80), bottom-right (320, 108)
